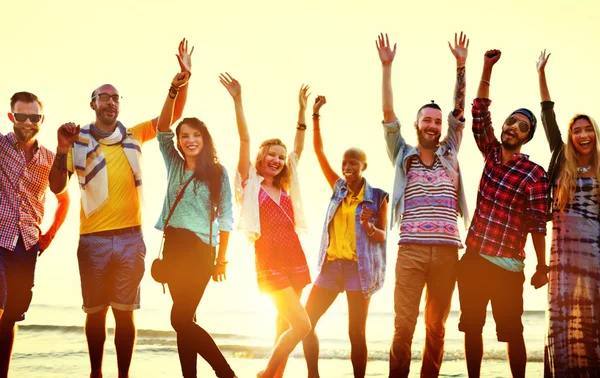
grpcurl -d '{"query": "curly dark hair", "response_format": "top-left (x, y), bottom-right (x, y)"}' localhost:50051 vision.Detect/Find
top-left (175, 117), bottom-right (223, 207)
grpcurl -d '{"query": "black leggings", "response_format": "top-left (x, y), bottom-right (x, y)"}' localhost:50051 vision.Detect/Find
top-left (163, 227), bottom-right (235, 378)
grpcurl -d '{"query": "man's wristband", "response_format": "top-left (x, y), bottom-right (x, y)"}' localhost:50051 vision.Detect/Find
top-left (296, 123), bottom-right (307, 130)
top-left (312, 113), bottom-right (320, 119)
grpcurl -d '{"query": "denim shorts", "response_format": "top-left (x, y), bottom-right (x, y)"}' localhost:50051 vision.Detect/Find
top-left (314, 259), bottom-right (361, 292)
top-left (77, 230), bottom-right (146, 314)
top-left (0, 237), bottom-right (38, 322)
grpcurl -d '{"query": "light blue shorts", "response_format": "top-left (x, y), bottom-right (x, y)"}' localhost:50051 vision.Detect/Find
top-left (77, 230), bottom-right (146, 314)
top-left (314, 259), bottom-right (361, 292)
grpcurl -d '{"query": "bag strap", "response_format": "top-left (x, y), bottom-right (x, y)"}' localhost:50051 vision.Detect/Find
top-left (157, 175), bottom-right (195, 259)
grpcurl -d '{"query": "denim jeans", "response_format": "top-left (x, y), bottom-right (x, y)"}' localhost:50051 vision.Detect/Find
top-left (389, 244), bottom-right (458, 378)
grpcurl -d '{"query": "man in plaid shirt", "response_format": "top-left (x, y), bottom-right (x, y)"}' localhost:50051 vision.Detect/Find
top-left (0, 92), bottom-right (70, 375)
top-left (457, 50), bottom-right (549, 378)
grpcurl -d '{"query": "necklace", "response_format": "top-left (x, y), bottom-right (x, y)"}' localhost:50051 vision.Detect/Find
top-left (577, 165), bottom-right (592, 174)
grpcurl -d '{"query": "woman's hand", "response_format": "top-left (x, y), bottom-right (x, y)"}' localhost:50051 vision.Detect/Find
top-left (313, 95), bottom-right (326, 115)
top-left (299, 84), bottom-right (311, 110)
top-left (176, 38), bottom-right (194, 74)
top-left (213, 263), bottom-right (227, 282)
top-left (219, 73), bottom-right (241, 99)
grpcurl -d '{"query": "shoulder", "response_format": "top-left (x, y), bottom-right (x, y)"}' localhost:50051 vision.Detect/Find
top-left (127, 120), bottom-right (154, 140)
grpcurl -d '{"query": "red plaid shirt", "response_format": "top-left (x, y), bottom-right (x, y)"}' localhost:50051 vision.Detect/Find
top-left (0, 132), bottom-right (55, 251)
top-left (465, 98), bottom-right (548, 260)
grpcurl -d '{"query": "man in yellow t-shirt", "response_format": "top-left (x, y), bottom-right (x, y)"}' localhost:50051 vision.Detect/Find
top-left (48, 40), bottom-right (192, 378)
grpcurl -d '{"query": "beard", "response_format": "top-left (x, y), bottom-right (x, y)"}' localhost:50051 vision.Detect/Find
top-left (96, 107), bottom-right (118, 125)
top-left (14, 125), bottom-right (40, 142)
top-left (501, 131), bottom-right (525, 151)
top-left (417, 129), bottom-right (440, 150)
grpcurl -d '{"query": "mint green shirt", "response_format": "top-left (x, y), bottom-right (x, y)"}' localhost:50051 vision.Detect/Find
top-left (155, 130), bottom-right (233, 245)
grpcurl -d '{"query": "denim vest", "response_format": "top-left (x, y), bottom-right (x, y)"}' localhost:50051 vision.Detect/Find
top-left (316, 178), bottom-right (389, 298)
top-left (382, 112), bottom-right (470, 231)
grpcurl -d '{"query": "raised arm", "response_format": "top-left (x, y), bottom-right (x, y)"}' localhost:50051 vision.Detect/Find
top-left (152, 38), bottom-right (193, 128)
top-left (536, 50), bottom-right (551, 102)
top-left (220, 73), bottom-right (250, 181)
top-left (477, 49), bottom-right (501, 99)
top-left (448, 32), bottom-right (469, 119)
top-left (376, 33), bottom-right (397, 123)
top-left (312, 95), bottom-right (339, 189)
top-left (536, 50), bottom-right (563, 152)
top-left (38, 190), bottom-right (70, 255)
top-left (157, 72), bottom-right (190, 132)
top-left (293, 84), bottom-right (310, 159)
top-left (49, 122), bottom-right (80, 194)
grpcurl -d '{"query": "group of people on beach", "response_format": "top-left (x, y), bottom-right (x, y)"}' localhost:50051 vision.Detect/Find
top-left (0, 32), bottom-right (598, 378)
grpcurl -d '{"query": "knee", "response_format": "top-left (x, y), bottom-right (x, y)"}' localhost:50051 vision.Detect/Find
top-left (294, 316), bottom-right (312, 339)
top-left (170, 313), bottom-right (192, 333)
top-left (425, 321), bottom-right (446, 340)
top-left (348, 328), bottom-right (366, 346)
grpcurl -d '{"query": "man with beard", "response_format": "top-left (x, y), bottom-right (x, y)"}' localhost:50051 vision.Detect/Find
top-left (457, 49), bottom-right (549, 378)
top-left (376, 32), bottom-right (470, 377)
top-left (0, 91), bottom-right (70, 376)
top-left (48, 39), bottom-right (192, 378)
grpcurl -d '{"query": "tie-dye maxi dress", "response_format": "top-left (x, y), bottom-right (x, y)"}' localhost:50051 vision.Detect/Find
top-left (544, 177), bottom-right (600, 377)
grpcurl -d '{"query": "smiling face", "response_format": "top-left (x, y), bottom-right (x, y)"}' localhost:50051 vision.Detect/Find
top-left (10, 100), bottom-right (43, 143)
top-left (257, 144), bottom-right (286, 178)
top-left (501, 113), bottom-right (531, 151)
top-left (177, 123), bottom-right (204, 159)
top-left (415, 107), bottom-right (442, 149)
top-left (341, 148), bottom-right (367, 184)
top-left (90, 84), bottom-right (120, 125)
top-left (570, 116), bottom-right (597, 159)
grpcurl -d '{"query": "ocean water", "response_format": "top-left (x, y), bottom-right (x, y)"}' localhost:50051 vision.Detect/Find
top-left (11, 304), bottom-right (547, 377)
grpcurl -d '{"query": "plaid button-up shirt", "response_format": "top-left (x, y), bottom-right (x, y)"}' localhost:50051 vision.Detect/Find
top-left (0, 132), bottom-right (55, 251)
top-left (465, 98), bottom-right (548, 260)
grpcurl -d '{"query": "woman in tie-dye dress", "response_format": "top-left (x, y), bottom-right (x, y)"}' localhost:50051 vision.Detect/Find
top-left (538, 51), bottom-right (600, 377)
top-left (221, 73), bottom-right (311, 378)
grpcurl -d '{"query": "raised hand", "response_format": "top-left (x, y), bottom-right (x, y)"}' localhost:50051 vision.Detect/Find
top-left (448, 31), bottom-right (469, 65)
top-left (313, 95), bottom-right (327, 115)
top-left (172, 71), bottom-right (190, 89)
top-left (57, 122), bottom-right (80, 153)
top-left (176, 38), bottom-right (194, 74)
top-left (219, 73), bottom-right (241, 99)
top-left (376, 33), bottom-right (397, 65)
top-left (536, 49), bottom-right (551, 73)
top-left (299, 84), bottom-right (311, 110)
top-left (484, 49), bottom-right (501, 67)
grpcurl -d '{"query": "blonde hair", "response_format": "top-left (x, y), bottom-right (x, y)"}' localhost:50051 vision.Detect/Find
top-left (255, 138), bottom-right (290, 192)
top-left (554, 114), bottom-right (600, 211)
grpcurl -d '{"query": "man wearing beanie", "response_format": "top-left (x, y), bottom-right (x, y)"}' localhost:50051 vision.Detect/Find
top-left (457, 49), bottom-right (549, 378)
top-left (377, 32), bottom-right (471, 377)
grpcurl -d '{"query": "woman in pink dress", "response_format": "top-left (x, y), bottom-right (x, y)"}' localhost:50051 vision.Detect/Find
top-left (221, 73), bottom-right (311, 378)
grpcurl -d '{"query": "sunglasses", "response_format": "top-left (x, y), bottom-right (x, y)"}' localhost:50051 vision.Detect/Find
top-left (505, 116), bottom-right (530, 133)
top-left (12, 113), bottom-right (43, 123)
top-left (92, 93), bottom-right (122, 103)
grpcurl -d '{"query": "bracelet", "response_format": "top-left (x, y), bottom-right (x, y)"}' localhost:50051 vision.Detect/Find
top-left (536, 264), bottom-right (550, 274)
top-left (296, 123), bottom-right (307, 130)
top-left (54, 152), bottom-right (68, 173)
top-left (366, 223), bottom-right (375, 237)
top-left (312, 113), bottom-right (320, 119)
top-left (169, 85), bottom-right (180, 99)
top-left (216, 259), bottom-right (228, 266)
top-left (480, 79), bottom-right (491, 85)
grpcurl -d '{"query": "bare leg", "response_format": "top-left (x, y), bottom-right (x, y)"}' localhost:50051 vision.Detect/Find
top-left (86, 307), bottom-right (109, 378)
top-left (261, 287), bottom-right (311, 378)
top-left (346, 291), bottom-right (370, 378)
top-left (303, 286), bottom-right (339, 378)
top-left (0, 315), bottom-right (16, 378)
top-left (113, 308), bottom-right (136, 378)
top-left (464, 332), bottom-right (483, 378)
top-left (507, 336), bottom-right (526, 378)
top-left (273, 314), bottom-right (289, 378)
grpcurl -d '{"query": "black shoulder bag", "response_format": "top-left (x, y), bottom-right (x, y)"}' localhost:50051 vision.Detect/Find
top-left (151, 175), bottom-right (195, 292)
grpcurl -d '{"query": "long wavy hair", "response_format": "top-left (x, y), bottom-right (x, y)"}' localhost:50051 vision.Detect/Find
top-left (255, 138), bottom-right (290, 192)
top-left (175, 117), bottom-right (223, 206)
top-left (554, 114), bottom-right (600, 211)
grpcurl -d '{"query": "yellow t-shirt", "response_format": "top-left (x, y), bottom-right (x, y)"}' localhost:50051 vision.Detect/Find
top-left (326, 182), bottom-right (365, 261)
top-left (67, 120), bottom-right (156, 234)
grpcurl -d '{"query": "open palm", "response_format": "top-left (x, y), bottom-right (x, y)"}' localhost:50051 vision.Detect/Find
top-left (177, 38), bottom-right (194, 73)
top-left (219, 73), bottom-right (241, 98)
top-left (536, 49), bottom-right (551, 72)
top-left (376, 33), bottom-right (397, 65)
top-left (448, 32), bottom-right (469, 64)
